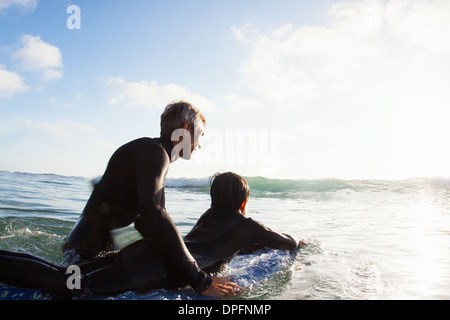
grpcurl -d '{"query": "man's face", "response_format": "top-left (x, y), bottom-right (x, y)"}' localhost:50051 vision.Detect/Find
top-left (170, 120), bottom-right (205, 161)
top-left (191, 121), bottom-right (205, 155)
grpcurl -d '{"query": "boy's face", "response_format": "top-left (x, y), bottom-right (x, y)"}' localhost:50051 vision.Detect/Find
top-left (240, 200), bottom-right (248, 215)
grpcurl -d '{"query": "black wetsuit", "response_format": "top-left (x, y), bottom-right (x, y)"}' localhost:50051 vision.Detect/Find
top-left (62, 135), bottom-right (211, 293)
top-left (0, 207), bottom-right (298, 297)
top-left (184, 207), bottom-right (298, 273)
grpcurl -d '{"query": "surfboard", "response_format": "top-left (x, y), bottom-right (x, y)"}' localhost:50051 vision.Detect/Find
top-left (0, 283), bottom-right (46, 300)
top-left (0, 248), bottom-right (299, 300)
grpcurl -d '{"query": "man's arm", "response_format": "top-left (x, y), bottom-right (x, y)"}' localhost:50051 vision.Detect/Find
top-left (131, 143), bottom-right (208, 290)
top-left (131, 143), bottom-right (239, 296)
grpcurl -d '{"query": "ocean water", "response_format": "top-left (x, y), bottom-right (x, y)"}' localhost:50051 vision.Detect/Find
top-left (0, 170), bottom-right (449, 300)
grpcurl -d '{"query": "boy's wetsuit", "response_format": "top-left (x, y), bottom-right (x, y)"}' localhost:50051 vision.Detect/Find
top-left (61, 135), bottom-right (211, 293)
top-left (184, 207), bottom-right (298, 273)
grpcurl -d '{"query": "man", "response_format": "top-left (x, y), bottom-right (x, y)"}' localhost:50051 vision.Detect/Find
top-left (63, 101), bottom-right (239, 297)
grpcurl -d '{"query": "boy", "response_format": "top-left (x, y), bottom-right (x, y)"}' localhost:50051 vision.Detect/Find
top-left (184, 172), bottom-right (301, 273)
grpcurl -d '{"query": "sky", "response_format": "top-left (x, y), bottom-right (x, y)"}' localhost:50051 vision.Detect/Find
top-left (0, 0), bottom-right (449, 180)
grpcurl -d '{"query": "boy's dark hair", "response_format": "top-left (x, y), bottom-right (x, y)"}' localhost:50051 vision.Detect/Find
top-left (210, 172), bottom-right (249, 211)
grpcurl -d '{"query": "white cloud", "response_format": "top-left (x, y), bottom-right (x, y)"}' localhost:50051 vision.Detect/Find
top-left (106, 77), bottom-right (217, 113)
top-left (231, 0), bottom-right (450, 179)
top-left (21, 119), bottom-right (101, 139)
top-left (0, 0), bottom-right (37, 12)
top-left (230, 23), bottom-right (260, 43)
top-left (234, 0), bottom-right (450, 110)
top-left (13, 34), bottom-right (63, 81)
top-left (63, 120), bottom-right (102, 136)
top-left (223, 94), bottom-right (260, 113)
top-left (384, 0), bottom-right (450, 52)
top-left (21, 119), bottom-right (72, 138)
top-left (329, 0), bottom-right (385, 36)
top-left (95, 139), bottom-right (117, 150)
top-left (0, 66), bottom-right (28, 100)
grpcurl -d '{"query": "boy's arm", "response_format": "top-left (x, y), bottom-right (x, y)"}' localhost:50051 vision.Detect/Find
top-left (244, 218), bottom-right (300, 251)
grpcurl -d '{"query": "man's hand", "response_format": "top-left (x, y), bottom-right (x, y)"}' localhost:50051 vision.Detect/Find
top-left (200, 276), bottom-right (242, 298)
